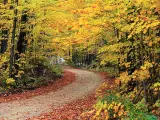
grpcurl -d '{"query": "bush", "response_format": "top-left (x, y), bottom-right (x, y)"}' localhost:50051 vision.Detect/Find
top-left (66, 59), bottom-right (76, 67)
top-left (81, 91), bottom-right (158, 120)
top-left (0, 57), bottom-right (63, 92)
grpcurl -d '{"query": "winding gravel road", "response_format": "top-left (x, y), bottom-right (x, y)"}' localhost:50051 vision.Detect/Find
top-left (0, 69), bottom-right (102, 120)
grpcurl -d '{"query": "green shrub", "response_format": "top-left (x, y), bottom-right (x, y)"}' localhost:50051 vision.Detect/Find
top-left (0, 57), bottom-right (63, 92)
top-left (81, 91), bottom-right (158, 120)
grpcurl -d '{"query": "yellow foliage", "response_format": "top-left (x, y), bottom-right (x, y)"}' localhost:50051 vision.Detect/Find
top-left (104, 5), bottom-right (113, 11)
top-left (132, 69), bottom-right (150, 81)
top-left (6, 78), bottom-right (15, 84)
top-left (93, 101), bottom-right (126, 119)
top-left (119, 72), bottom-right (131, 83)
top-left (16, 70), bottom-right (24, 78)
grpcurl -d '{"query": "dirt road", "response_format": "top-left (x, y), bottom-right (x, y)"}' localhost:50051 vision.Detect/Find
top-left (0, 69), bottom-right (102, 120)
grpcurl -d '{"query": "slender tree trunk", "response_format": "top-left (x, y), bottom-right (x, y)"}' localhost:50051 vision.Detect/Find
top-left (1, 30), bottom-right (8, 53)
top-left (9, 0), bottom-right (18, 78)
top-left (1, 0), bottom-right (8, 53)
top-left (16, 11), bottom-right (27, 60)
top-left (140, 32), bottom-right (147, 104)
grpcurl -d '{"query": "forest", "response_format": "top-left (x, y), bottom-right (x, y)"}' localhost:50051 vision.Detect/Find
top-left (0, 0), bottom-right (160, 119)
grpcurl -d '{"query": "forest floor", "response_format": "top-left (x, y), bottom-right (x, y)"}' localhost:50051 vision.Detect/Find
top-left (0, 69), bottom-right (103, 120)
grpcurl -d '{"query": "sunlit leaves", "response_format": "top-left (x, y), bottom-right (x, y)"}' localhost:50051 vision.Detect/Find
top-left (6, 78), bottom-right (15, 84)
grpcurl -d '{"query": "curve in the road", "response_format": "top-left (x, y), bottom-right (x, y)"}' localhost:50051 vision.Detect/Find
top-left (0, 69), bottom-right (102, 120)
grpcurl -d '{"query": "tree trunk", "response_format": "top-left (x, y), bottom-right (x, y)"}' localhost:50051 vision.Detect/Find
top-left (9, 0), bottom-right (18, 78)
top-left (140, 32), bottom-right (147, 105)
top-left (0, 0), bottom-right (8, 53)
top-left (1, 30), bottom-right (8, 53)
top-left (16, 11), bottom-right (27, 60)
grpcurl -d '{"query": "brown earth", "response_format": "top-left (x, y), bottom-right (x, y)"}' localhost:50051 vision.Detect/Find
top-left (0, 69), bottom-right (102, 120)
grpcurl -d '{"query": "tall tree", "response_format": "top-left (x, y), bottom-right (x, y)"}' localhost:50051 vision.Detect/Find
top-left (0, 0), bottom-right (8, 54)
top-left (9, 0), bottom-right (18, 78)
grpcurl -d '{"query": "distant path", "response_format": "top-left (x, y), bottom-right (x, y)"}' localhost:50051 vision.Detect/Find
top-left (0, 69), bottom-right (102, 120)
